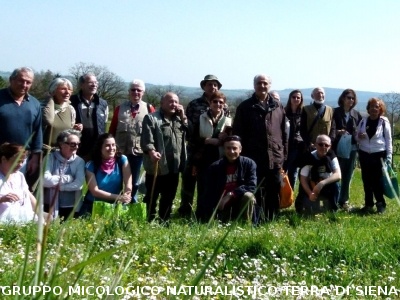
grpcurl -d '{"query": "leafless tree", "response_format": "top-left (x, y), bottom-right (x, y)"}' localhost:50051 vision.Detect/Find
top-left (143, 84), bottom-right (189, 109)
top-left (69, 62), bottom-right (126, 111)
top-left (29, 70), bottom-right (61, 100)
top-left (381, 92), bottom-right (400, 140)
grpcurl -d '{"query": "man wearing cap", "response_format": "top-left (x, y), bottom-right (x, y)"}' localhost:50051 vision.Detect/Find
top-left (232, 74), bottom-right (287, 222)
top-left (202, 135), bottom-right (257, 222)
top-left (178, 74), bottom-right (229, 218)
top-left (109, 79), bottom-right (155, 203)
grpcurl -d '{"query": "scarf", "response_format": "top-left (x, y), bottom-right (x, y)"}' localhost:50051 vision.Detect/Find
top-left (100, 158), bottom-right (116, 174)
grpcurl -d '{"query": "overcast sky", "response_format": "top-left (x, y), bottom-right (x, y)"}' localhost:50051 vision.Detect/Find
top-left (1, 0), bottom-right (399, 93)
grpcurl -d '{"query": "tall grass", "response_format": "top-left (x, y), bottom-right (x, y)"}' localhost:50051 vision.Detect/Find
top-left (1, 167), bottom-right (400, 299)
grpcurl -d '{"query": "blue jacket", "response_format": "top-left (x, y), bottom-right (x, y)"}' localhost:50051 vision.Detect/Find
top-left (0, 88), bottom-right (42, 152)
top-left (203, 156), bottom-right (257, 218)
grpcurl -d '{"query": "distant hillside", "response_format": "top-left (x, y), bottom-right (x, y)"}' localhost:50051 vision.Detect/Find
top-left (0, 70), bottom-right (384, 112)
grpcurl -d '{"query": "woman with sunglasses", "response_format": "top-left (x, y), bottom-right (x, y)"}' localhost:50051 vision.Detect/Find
top-left (43, 129), bottom-right (85, 220)
top-left (42, 78), bottom-right (82, 150)
top-left (283, 89), bottom-right (304, 189)
top-left (0, 143), bottom-right (41, 223)
top-left (356, 98), bottom-right (392, 214)
top-left (329, 89), bottom-right (362, 211)
top-left (192, 91), bottom-right (232, 220)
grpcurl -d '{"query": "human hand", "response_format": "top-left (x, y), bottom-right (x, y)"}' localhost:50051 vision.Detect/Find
top-left (358, 132), bottom-right (367, 139)
top-left (175, 104), bottom-right (185, 119)
top-left (0, 193), bottom-right (21, 203)
top-left (149, 150), bottom-right (162, 163)
top-left (309, 192), bottom-right (318, 202)
top-left (218, 193), bottom-right (233, 211)
top-left (26, 154), bottom-right (39, 175)
top-left (73, 123), bottom-right (83, 131)
top-left (205, 138), bottom-right (220, 146)
top-left (117, 193), bottom-right (131, 204)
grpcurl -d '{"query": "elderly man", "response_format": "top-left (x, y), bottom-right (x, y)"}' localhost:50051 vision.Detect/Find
top-left (299, 134), bottom-right (341, 213)
top-left (109, 79), bottom-right (155, 203)
top-left (296, 87), bottom-right (334, 213)
top-left (203, 135), bottom-right (257, 222)
top-left (178, 74), bottom-right (229, 218)
top-left (233, 74), bottom-right (287, 221)
top-left (0, 67), bottom-right (42, 191)
top-left (141, 92), bottom-right (187, 222)
top-left (70, 73), bottom-right (108, 161)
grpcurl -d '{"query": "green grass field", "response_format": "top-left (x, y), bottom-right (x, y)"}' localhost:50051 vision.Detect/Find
top-left (1, 166), bottom-right (400, 299)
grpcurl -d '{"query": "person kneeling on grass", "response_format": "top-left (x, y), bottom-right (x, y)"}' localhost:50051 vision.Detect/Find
top-left (299, 134), bottom-right (341, 213)
top-left (201, 135), bottom-right (257, 223)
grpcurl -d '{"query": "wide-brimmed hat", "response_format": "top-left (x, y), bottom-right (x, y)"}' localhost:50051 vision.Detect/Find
top-left (200, 74), bottom-right (222, 90)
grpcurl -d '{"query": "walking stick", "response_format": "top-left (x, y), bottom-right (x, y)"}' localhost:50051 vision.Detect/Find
top-left (148, 160), bottom-right (159, 220)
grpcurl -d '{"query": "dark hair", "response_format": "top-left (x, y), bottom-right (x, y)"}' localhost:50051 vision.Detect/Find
top-left (338, 88), bottom-right (357, 109)
top-left (209, 91), bottom-right (227, 103)
top-left (284, 89), bottom-right (304, 113)
top-left (91, 133), bottom-right (121, 171)
top-left (0, 143), bottom-right (27, 160)
top-left (366, 97), bottom-right (386, 116)
top-left (223, 135), bottom-right (241, 144)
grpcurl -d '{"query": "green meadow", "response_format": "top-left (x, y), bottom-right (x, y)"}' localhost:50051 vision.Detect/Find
top-left (1, 166), bottom-right (400, 299)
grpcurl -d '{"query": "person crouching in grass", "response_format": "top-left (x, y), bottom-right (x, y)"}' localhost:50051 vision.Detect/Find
top-left (202, 135), bottom-right (257, 223)
top-left (299, 134), bottom-right (341, 213)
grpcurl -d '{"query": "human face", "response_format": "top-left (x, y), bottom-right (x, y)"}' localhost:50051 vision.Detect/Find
top-left (254, 76), bottom-right (270, 100)
top-left (203, 81), bottom-right (219, 96)
top-left (1, 152), bottom-right (27, 174)
top-left (129, 84), bottom-right (144, 104)
top-left (312, 88), bottom-right (325, 104)
top-left (81, 75), bottom-right (98, 97)
top-left (210, 97), bottom-right (225, 116)
top-left (60, 135), bottom-right (80, 159)
top-left (9, 71), bottom-right (34, 99)
top-left (343, 93), bottom-right (355, 111)
top-left (315, 137), bottom-right (331, 158)
top-left (101, 138), bottom-right (117, 160)
top-left (290, 92), bottom-right (302, 108)
top-left (224, 141), bottom-right (242, 162)
top-left (53, 83), bottom-right (72, 104)
top-left (161, 93), bottom-right (179, 117)
top-left (368, 102), bottom-right (381, 120)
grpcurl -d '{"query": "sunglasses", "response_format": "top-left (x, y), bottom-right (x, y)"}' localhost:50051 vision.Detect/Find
top-left (130, 88), bottom-right (143, 93)
top-left (212, 100), bottom-right (224, 104)
top-left (64, 142), bottom-right (80, 147)
top-left (317, 143), bottom-right (330, 148)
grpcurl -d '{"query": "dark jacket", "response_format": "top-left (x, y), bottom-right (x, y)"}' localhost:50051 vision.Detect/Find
top-left (204, 156), bottom-right (257, 218)
top-left (329, 106), bottom-right (362, 152)
top-left (232, 93), bottom-right (287, 173)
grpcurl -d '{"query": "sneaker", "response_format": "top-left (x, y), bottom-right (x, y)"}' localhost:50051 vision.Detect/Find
top-left (340, 202), bottom-right (352, 212)
top-left (376, 202), bottom-right (386, 214)
top-left (360, 206), bottom-right (374, 213)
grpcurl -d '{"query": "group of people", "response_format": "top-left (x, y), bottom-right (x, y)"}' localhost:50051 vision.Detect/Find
top-left (0, 67), bottom-right (393, 224)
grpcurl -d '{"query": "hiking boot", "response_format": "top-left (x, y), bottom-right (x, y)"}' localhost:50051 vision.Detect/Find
top-left (376, 202), bottom-right (386, 214)
top-left (360, 205), bottom-right (374, 214)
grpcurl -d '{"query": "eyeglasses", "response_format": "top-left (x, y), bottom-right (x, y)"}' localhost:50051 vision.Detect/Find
top-left (317, 143), bottom-right (330, 148)
top-left (346, 96), bottom-right (355, 100)
top-left (212, 100), bottom-right (224, 104)
top-left (64, 142), bottom-right (80, 147)
top-left (130, 88), bottom-right (143, 93)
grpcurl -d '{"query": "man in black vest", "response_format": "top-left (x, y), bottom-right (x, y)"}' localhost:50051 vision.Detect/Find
top-left (70, 73), bottom-right (108, 161)
top-left (299, 134), bottom-right (341, 213)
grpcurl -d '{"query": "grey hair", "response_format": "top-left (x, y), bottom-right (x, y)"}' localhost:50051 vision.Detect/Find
top-left (48, 78), bottom-right (73, 95)
top-left (78, 72), bottom-right (97, 85)
top-left (129, 79), bottom-right (145, 92)
top-left (9, 67), bottom-right (34, 81)
top-left (56, 129), bottom-right (82, 147)
top-left (253, 74), bottom-right (272, 85)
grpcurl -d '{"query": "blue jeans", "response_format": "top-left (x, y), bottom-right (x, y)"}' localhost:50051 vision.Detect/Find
top-left (337, 150), bottom-right (357, 205)
top-left (127, 154), bottom-right (144, 203)
top-left (283, 148), bottom-right (299, 190)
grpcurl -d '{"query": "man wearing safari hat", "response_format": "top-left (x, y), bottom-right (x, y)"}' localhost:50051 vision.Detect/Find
top-left (178, 74), bottom-right (230, 218)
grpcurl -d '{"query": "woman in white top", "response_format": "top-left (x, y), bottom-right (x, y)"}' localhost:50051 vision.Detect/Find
top-left (356, 97), bottom-right (392, 214)
top-left (0, 143), bottom-right (40, 223)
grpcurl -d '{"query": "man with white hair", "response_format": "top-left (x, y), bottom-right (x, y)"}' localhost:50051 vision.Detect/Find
top-left (0, 67), bottom-right (42, 191)
top-left (296, 87), bottom-right (334, 213)
top-left (70, 73), bottom-right (109, 161)
top-left (109, 79), bottom-right (155, 203)
top-left (232, 74), bottom-right (287, 222)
